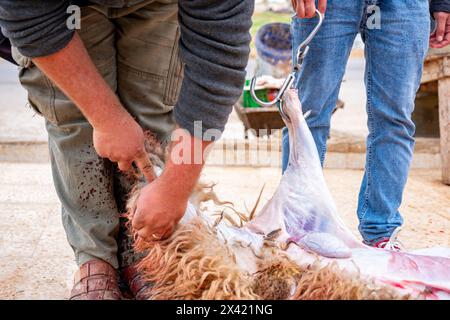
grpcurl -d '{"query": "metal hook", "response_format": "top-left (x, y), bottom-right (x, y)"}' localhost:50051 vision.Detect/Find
top-left (249, 72), bottom-right (296, 108)
top-left (294, 9), bottom-right (324, 69)
top-left (249, 9), bottom-right (324, 113)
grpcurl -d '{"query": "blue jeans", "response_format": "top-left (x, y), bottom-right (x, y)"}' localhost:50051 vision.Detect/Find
top-left (282, 0), bottom-right (430, 244)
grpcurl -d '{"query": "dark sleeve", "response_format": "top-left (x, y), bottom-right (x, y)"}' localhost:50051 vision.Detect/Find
top-left (430, 0), bottom-right (450, 13)
top-left (174, 0), bottom-right (254, 139)
top-left (0, 0), bottom-right (73, 58)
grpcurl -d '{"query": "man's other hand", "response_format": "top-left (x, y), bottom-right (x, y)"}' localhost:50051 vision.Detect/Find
top-left (430, 12), bottom-right (450, 48)
top-left (131, 173), bottom-right (187, 242)
top-left (291, 0), bottom-right (327, 18)
top-left (131, 127), bottom-right (213, 241)
top-left (93, 114), bottom-right (147, 172)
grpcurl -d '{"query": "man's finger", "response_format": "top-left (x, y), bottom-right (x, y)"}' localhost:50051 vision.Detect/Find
top-left (160, 224), bottom-right (175, 240)
top-left (137, 226), bottom-right (167, 242)
top-left (443, 32), bottom-right (450, 46)
top-left (134, 152), bottom-right (156, 183)
top-left (430, 41), bottom-right (440, 49)
top-left (435, 13), bottom-right (447, 42)
top-left (135, 223), bottom-right (167, 242)
top-left (296, 0), bottom-right (305, 18)
top-left (131, 209), bottom-right (144, 231)
top-left (431, 37), bottom-right (450, 48)
top-left (136, 227), bottom-right (153, 242)
top-left (118, 160), bottom-right (132, 172)
top-left (304, 0), bottom-right (316, 18)
top-left (318, 0), bottom-right (327, 14)
top-left (291, 0), bottom-right (297, 12)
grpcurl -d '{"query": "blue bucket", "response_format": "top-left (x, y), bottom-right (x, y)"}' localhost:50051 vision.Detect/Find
top-left (255, 23), bottom-right (292, 66)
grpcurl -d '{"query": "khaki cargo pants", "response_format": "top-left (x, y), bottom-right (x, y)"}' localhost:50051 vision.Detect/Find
top-left (12, 0), bottom-right (183, 269)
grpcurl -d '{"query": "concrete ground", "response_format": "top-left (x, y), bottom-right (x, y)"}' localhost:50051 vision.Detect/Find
top-left (0, 162), bottom-right (448, 299)
top-left (0, 61), bottom-right (47, 143)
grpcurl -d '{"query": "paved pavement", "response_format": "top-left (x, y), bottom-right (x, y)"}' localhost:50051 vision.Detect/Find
top-left (0, 61), bottom-right (47, 143)
top-left (0, 163), bottom-right (75, 299)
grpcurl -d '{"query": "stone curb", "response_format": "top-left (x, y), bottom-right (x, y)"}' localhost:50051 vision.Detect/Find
top-left (0, 135), bottom-right (441, 169)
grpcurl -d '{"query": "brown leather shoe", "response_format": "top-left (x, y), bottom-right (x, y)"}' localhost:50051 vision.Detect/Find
top-left (70, 259), bottom-right (122, 300)
top-left (121, 264), bottom-right (153, 300)
top-left (117, 216), bottom-right (153, 300)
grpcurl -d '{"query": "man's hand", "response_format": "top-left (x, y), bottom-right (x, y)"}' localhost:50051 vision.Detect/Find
top-left (291, 0), bottom-right (327, 18)
top-left (132, 172), bottom-right (187, 241)
top-left (132, 127), bottom-right (213, 241)
top-left (430, 12), bottom-right (450, 48)
top-left (93, 113), bottom-right (148, 172)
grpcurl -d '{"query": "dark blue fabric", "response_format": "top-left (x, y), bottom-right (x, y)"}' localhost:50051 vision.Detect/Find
top-left (430, 0), bottom-right (450, 13)
top-left (0, 29), bottom-right (16, 65)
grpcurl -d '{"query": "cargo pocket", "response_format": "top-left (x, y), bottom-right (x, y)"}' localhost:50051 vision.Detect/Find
top-left (13, 47), bottom-right (59, 125)
top-left (163, 27), bottom-right (184, 106)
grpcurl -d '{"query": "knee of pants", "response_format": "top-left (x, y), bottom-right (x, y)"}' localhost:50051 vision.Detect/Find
top-left (368, 99), bottom-right (416, 140)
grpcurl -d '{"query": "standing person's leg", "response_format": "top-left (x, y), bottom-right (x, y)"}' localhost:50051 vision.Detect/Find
top-left (282, 0), bottom-right (363, 172)
top-left (14, 7), bottom-right (121, 269)
top-left (357, 0), bottom-right (430, 245)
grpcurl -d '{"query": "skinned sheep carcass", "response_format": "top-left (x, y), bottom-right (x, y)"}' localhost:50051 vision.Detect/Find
top-left (126, 89), bottom-right (450, 300)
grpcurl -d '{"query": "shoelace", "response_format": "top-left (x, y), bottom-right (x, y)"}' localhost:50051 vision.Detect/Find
top-left (381, 227), bottom-right (404, 251)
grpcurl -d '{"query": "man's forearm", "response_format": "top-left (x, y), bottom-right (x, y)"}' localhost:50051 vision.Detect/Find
top-left (131, 128), bottom-right (213, 241)
top-left (163, 127), bottom-right (213, 200)
top-left (32, 33), bottom-right (129, 130)
top-left (33, 32), bottom-right (149, 171)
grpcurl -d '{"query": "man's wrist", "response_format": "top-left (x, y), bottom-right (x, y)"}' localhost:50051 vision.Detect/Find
top-left (161, 128), bottom-right (214, 200)
top-left (160, 164), bottom-right (200, 201)
top-left (90, 102), bottom-right (131, 132)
